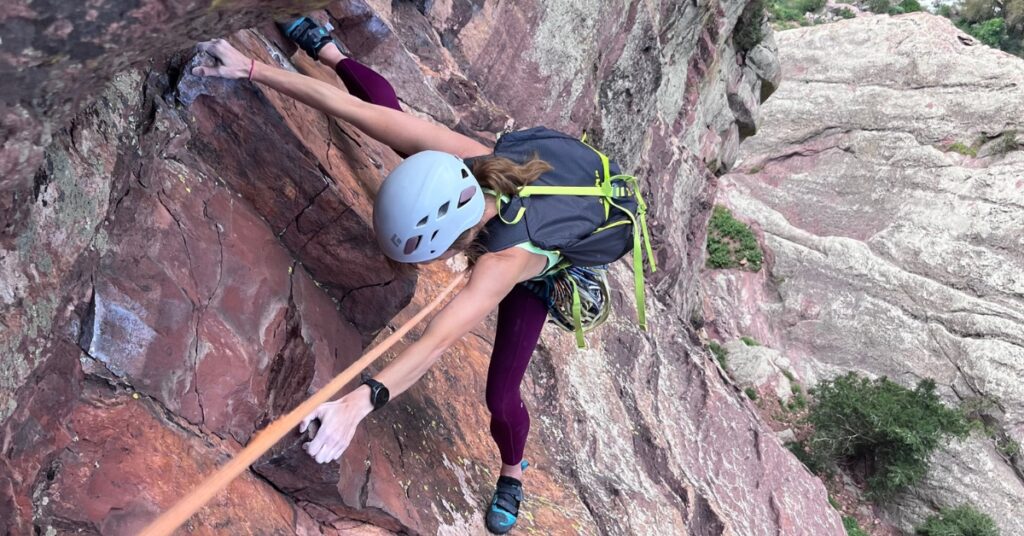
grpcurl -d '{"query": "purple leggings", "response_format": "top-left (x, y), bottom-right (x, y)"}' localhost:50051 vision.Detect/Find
top-left (486, 285), bottom-right (548, 465)
top-left (337, 59), bottom-right (547, 465)
top-left (335, 59), bottom-right (402, 111)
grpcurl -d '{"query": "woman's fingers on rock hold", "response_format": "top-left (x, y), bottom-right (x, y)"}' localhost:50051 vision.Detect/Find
top-left (320, 439), bottom-right (349, 464)
top-left (191, 65), bottom-right (219, 77)
top-left (299, 407), bottom-right (322, 434)
top-left (316, 434), bottom-right (342, 464)
top-left (306, 428), bottom-right (328, 456)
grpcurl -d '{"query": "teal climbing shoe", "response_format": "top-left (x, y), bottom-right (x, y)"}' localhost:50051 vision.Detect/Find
top-left (486, 476), bottom-right (522, 534)
top-left (486, 460), bottom-right (528, 534)
top-left (276, 16), bottom-right (335, 60)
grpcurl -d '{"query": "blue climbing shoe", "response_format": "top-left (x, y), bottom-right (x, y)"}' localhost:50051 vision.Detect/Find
top-left (486, 461), bottom-right (528, 534)
top-left (276, 16), bottom-right (336, 60)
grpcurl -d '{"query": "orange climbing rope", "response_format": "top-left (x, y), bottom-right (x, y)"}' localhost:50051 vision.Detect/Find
top-left (140, 272), bottom-right (469, 536)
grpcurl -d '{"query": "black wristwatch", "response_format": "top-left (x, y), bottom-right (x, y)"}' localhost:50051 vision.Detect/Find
top-left (362, 378), bottom-right (390, 411)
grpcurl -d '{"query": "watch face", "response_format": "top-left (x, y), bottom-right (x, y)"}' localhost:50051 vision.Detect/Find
top-left (370, 382), bottom-right (390, 410)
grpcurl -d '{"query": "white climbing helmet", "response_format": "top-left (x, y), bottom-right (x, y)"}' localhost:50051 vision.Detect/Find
top-left (373, 151), bottom-right (485, 263)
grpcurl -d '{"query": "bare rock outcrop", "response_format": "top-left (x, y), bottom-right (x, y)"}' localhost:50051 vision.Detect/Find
top-left (2, 1), bottom-right (844, 534)
top-left (705, 13), bottom-right (1024, 534)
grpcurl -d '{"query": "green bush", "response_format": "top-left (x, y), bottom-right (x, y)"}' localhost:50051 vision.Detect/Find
top-left (709, 341), bottom-right (729, 369)
top-left (794, 0), bottom-right (827, 12)
top-left (948, 141), bottom-right (979, 157)
top-left (996, 437), bottom-right (1021, 458)
top-left (992, 131), bottom-right (1018, 156)
top-left (939, 0), bottom-right (1022, 57)
top-left (735, 0), bottom-right (767, 52)
top-left (768, 0), bottom-right (827, 22)
top-left (844, 516), bottom-right (870, 536)
top-left (787, 392), bottom-right (808, 412)
top-left (745, 387), bottom-right (759, 400)
top-left (868, 0), bottom-right (891, 13)
top-left (740, 336), bottom-right (761, 347)
top-left (786, 440), bottom-right (829, 474)
top-left (899, 0), bottom-right (923, 12)
top-left (837, 7), bottom-right (856, 18)
top-left (916, 505), bottom-right (999, 536)
top-left (804, 374), bottom-right (971, 497)
top-left (965, 18), bottom-right (1007, 48)
top-left (706, 206), bottom-right (764, 270)
top-left (771, 2), bottom-right (805, 21)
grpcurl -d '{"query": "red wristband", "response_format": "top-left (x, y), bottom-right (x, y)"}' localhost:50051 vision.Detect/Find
top-left (248, 58), bottom-right (255, 81)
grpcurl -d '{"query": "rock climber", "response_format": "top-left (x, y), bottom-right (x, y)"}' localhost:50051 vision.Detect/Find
top-left (192, 15), bottom-right (653, 534)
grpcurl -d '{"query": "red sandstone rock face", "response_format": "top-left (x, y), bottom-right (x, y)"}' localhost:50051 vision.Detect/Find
top-left (1, 1), bottom-right (841, 534)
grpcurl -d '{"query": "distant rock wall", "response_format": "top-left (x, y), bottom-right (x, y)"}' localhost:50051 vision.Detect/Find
top-left (1, 1), bottom-right (845, 534)
top-left (705, 13), bottom-right (1024, 534)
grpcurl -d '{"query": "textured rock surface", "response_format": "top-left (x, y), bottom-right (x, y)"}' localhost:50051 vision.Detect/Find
top-left (722, 341), bottom-right (795, 401)
top-left (2, 1), bottom-right (844, 534)
top-left (0, 0), bottom-right (336, 238)
top-left (705, 13), bottom-right (1024, 534)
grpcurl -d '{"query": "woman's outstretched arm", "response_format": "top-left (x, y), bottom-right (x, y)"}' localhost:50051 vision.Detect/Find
top-left (299, 248), bottom-right (548, 464)
top-left (193, 39), bottom-right (490, 158)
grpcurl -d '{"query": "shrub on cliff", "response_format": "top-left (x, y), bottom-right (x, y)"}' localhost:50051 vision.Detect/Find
top-left (768, 0), bottom-right (827, 25)
top-left (899, 0), bottom-right (924, 12)
top-left (803, 374), bottom-right (971, 497)
top-left (948, 141), bottom-right (979, 157)
top-left (706, 206), bottom-right (763, 271)
top-left (965, 18), bottom-right (1008, 48)
top-left (843, 516), bottom-right (870, 536)
top-left (735, 0), bottom-right (767, 52)
top-left (915, 505), bottom-right (999, 536)
top-left (991, 130), bottom-right (1019, 155)
top-left (939, 0), bottom-right (1022, 57)
top-left (865, 0), bottom-right (922, 14)
top-left (868, 0), bottom-right (893, 13)
top-left (709, 341), bottom-right (729, 369)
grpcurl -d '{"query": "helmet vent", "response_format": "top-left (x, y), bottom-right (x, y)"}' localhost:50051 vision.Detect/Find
top-left (403, 236), bottom-right (421, 255)
top-left (461, 168), bottom-right (470, 179)
top-left (458, 186), bottom-right (476, 208)
top-left (431, 229), bottom-right (439, 241)
top-left (416, 216), bottom-right (429, 228)
top-left (437, 202), bottom-right (450, 218)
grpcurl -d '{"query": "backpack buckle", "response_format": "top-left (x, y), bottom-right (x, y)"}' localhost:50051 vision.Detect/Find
top-left (609, 180), bottom-right (635, 199)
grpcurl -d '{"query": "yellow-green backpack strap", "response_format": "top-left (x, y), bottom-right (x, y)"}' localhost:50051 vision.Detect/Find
top-left (631, 227), bottom-right (648, 330)
top-left (569, 276), bottom-right (586, 348)
top-left (578, 138), bottom-right (614, 219)
top-left (484, 187), bottom-right (526, 225)
top-left (517, 185), bottom-right (609, 197)
top-left (607, 197), bottom-right (648, 330)
top-left (625, 177), bottom-right (657, 273)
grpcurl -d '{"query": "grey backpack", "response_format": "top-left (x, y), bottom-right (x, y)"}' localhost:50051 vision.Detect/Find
top-left (469, 127), bottom-right (656, 344)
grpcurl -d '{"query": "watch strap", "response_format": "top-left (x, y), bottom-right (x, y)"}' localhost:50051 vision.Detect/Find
top-left (361, 378), bottom-right (389, 411)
